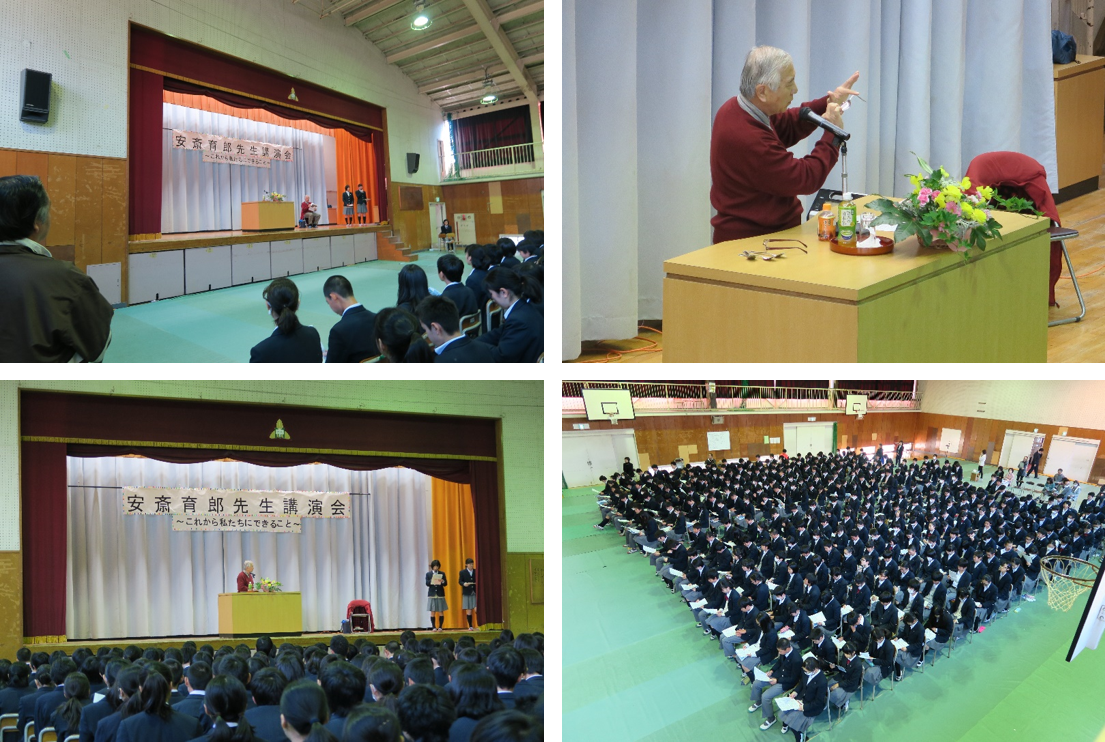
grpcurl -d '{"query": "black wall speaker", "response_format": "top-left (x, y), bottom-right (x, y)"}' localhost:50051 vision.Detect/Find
top-left (407, 152), bottom-right (420, 174)
top-left (20, 69), bottom-right (51, 124)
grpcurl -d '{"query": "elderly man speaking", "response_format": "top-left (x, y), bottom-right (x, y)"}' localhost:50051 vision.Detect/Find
top-left (711, 46), bottom-right (860, 243)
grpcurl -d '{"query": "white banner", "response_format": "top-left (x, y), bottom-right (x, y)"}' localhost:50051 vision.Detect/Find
top-left (122, 487), bottom-right (350, 519)
top-left (171, 513), bottom-right (302, 534)
top-left (171, 129), bottom-right (294, 168)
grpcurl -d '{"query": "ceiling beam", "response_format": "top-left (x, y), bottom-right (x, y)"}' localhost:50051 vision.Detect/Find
top-left (423, 69), bottom-right (512, 96)
top-left (434, 83), bottom-right (522, 108)
top-left (322, 0), bottom-right (369, 18)
top-left (459, 0), bottom-right (540, 104)
top-left (447, 96), bottom-right (531, 119)
top-left (386, 24), bottom-right (483, 64)
top-left (343, 0), bottom-right (405, 26)
top-left (416, 53), bottom-right (542, 94)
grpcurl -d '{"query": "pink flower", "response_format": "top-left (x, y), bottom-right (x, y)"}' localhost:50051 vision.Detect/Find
top-left (945, 200), bottom-right (961, 216)
top-left (917, 187), bottom-right (934, 205)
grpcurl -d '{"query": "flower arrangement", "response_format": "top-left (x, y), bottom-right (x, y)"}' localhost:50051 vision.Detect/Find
top-left (868, 154), bottom-right (1039, 259)
top-left (263, 192), bottom-right (286, 202)
top-left (257, 577), bottom-right (283, 592)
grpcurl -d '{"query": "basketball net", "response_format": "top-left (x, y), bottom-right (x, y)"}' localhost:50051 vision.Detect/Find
top-left (1041, 556), bottom-right (1100, 612)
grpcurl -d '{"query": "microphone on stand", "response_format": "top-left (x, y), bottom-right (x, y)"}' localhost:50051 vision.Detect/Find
top-left (799, 107), bottom-right (851, 142)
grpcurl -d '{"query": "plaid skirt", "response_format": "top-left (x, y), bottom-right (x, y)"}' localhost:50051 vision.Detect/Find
top-left (427, 596), bottom-right (448, 612)
top-left (357, 202), bottom-right (368, 213)
top-left (462, 593), bottom-right (477, 610)
top-left (343, 205), bottom-right (354, 215)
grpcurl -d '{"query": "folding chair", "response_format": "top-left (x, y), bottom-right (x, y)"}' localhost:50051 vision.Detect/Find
top-left (868, 647), bottom-right (896, 701)
top-left (1048, 226), bottom-right (1086, 326)
top-left (22, 722), bottom-right (34, 742)
top-left (459, 312), bottom-right (481, 338)
top-left (799, 705), bottom-right (834, 741)
top-left (0, 715), bottom-right (16, 742)
top-left (484, 300), bottom-right (502, 334)
top-left (359, 354), bottom-right (382, 363)
top-left (38, 729), bottom-right (57, 742)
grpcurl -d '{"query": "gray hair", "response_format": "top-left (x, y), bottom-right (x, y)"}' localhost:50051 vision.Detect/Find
top-left (739, 46), bottom-right (792, 99)
top-left (244, 560), bottom-right (254, 569)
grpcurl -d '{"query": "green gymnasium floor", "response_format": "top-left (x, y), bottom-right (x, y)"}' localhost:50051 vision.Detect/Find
top-left (105, 252), bottom-right (450, 362)
top-left (563, 484), bottom-right (1105, 742)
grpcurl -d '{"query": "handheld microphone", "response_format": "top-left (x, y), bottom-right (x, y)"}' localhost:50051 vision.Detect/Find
top-left (799, 107), bottom-right (850, 141)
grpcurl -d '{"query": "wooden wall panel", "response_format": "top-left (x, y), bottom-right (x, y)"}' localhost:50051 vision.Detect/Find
top-left (0, 150), bottom-right (17, 178)
top-left (46, 155), bottom-right (77, 249)
top-left (74, 158), bottom-right (104, 269)
top-left (442, 177), bottom-right (543, 245)
top-left (0, 552), bottom-right (20, 662)
top-left (100, 159), bottom-right (128, 272)
top-left (388, 181), bottom-right (443, 251)
top-left (14, 152), bottom-right (49, 185)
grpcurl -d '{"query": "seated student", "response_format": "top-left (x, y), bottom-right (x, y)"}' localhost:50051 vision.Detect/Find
top-left (185, 675), bottom-right (258, 742)
top-left (319, 661), bottom-right (366, 737)
top-left (464, 245), bottom-right (493, 304)
top-left (34, 657), bottom-right (75, 735)
top-left (468, 709), bottom-right (541, 742)
top-left (18, 667), bottom-right (52, 736)
top-left (516, 239), bottom-right (541, 265)
top-left (819, 586), bottom-right (842, 632)
top-left (778, 657), bottom-right (828, 739)
top-left (396, 264), bottom-right (432, 315)
top-left (0, 175), bottom-right (115, 362)
top-left (717, 598), bottom-right (757, 656)
top-left (367, 662), bottom-right (404, 713)
top-left (974, 573), bottom-right (998, 623)
top-left (497, 238), bottom-right (521, 268)
top-left (871, 593), bottom-right (899, 636)
top-left (828, 643), bottom-right (862, 713)
top-left (174, 662), bottom-right (215, 731)
top-left (951, 587), bottom-right (977, 637)
top-left (116, 662), bottom-right (203, 742)
top-left (486, 648), bottom-right (525, 710)
top-left (862, 628), bottom-right (895, 689)
top-left (279, 680), bottom-right (339, 742)
top-left (779, 601), bottom-right (812, 651)
top-left (373, 308), bottom-right (434, 363)
top-left (995, 560), bottom-right (1013, 613)
top-left (322, 275), bottom-right (377, 362)
top-left (416, 296), bottom-right (494, 363)
top-left (925, 603), bottom-right (954, 654)
top-left (395, 684), bottom-right (456, 742)
top-left (80, 659), bottom-right (129, 742)
top-left (437, 253), bottom-right (479, 317)
top-left (748, 637), bottom-right (801, 731)
top-left (894, 611), bottom-right (925, 680)
top-left (250, 278), bottom-right (323, 363)
top-left (476, 269), bottom-right (543, 363)
top-left (342, 705), bottom-right (402, 742)
top-left (243, 667), bottom-right (287, 742)
top-left (448, 669), bottom-right (504, 742)
top-left (0, 662), bottom-right (35, 715)
top-left (50, 671), bottom-right (92, 741)
top-left (806, 627), bottom-right (837, 673)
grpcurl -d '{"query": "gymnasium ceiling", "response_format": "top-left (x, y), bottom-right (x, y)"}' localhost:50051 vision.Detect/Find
top-left (299, 0), bottom-right (543, 117)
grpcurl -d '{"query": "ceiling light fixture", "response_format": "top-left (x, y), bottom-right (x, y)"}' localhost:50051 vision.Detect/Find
top-left (480, 70), bottom-right (498, 105)
top-left (411, 0), bottom-right (432, 30)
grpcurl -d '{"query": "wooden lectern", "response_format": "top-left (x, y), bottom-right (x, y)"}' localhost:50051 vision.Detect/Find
top-left (241, 201), bottom-right (296, 231)
top-left (218, 591), bottom-right (303, 638)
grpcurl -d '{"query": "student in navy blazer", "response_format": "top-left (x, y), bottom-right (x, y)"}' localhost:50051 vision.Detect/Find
top-left (417, 296), bottom-right (495, 364)
top-left (322, 275), bottom-right (378, 362)
top-left (437, 253), bottom-right (479, 317)
top-left (114, 664), bottom-right (203, 742)
top-left (476, 269), bottom-right (543, 362)
top-left (242, 667), bottom-right (288, 742)
top-left (250, 278), bottom-right (322, 363)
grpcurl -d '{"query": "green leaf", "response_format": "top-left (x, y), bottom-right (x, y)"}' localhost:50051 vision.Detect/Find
top-left (912, 151), bottom-right (933, 176)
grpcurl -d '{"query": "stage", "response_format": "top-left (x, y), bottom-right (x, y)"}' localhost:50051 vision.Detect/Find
top-left (26, 629), bottom-right (503, 654)
top-left (129, 223), bottom-right (390, 254)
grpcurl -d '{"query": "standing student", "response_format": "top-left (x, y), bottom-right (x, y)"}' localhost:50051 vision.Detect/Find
top-left (476, 269), bottom-right (544, 363)
top-left (1027, 448), bottom-right (1042, 479)
top-left (341, 186), bottom-right (355, 225)
top-left (426, 560), bottom-right (449, 632)
top-left (460, 558), bottom-right (478, 631)
top-left (355, 184), bottom-right (369, 224)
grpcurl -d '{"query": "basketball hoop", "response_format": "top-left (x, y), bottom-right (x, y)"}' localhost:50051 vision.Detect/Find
top-left (1041, 556), bottom-right (1100, 612)
top-left (606, 412), bottom-right (619, 427)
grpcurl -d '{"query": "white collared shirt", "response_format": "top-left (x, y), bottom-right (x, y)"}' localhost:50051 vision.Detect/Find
top-left (434, 334), bottom-right (465, 355)
top-left (342, 303), bottom-right (362, 316)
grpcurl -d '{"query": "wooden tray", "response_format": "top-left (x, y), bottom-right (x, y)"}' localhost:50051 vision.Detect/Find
top-left (830, 235), bottom-right (894, 256)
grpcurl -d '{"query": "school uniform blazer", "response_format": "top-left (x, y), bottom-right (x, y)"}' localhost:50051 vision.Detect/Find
top-left (249, 325), bottom-right (323, 363)
top-left (172, 693), bottom-right (212, 727)
top-left (996, 573), bottom-right (1012, 600)
top-left (800, 584), bottom-right (821, 613)
top-left (773, 649), bottom-right (803, 691)
top-left (820, 596), bottom-right (841, 629)
top-left (516, 675), bottom-right (544, 696)
top-left (17, 687), bottom-right (44, 732)
top-left (0, 684), bottom-right (34, 716)
top-left (426, 570), bottom-right (448, 597)
top-left (870, 640), bottom-right (895, 677)
top-left (116, 710), bottom-right (204, 742)
top-left (326, 305), bottom-right (378, 363)
top-left (449, 716), bottom-right (480, 742)
top-left (668, 543), bottom-right (689, 572)
top-left (95, 709), bottom-right (123, 742)
top-left (435, 336), bottom-right (495, 363)
top-left (244, 704), bottom-right (288, 742)
top-left (809, 638), bottom-right (837, 670)
top-left (751, 582), bottom-right (771, 611)
top-left (34, 686), bottom-right (66, 735)
top-left (442, 283), bottom-right (479, 317)
top-left (798, 671), bottom-right (828, 718)
top-left (899, 621), bottom-right (925, 655)
top-left (460, 568), bottom-right (477, 595)
top-left (465, 269), bottom-right (489, 301)
top-left (475, 300), bottom-right (543, 363)
top-left (78, 696), bottom-right (114, 742)
top-left (836, 655), bottom-right (863, 693)
top-left (756, 628), bottom-right (779, 666)
top-left (50, 697), bottom-right (94, 740)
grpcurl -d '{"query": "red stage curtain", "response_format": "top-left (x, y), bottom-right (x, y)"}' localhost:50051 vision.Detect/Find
top-left (132, 25), bottom-right (389, 222)
top-left (21, 442), bottom-right (68, 638)
top-left (128, 67), bottom-right (164, 237)
top-left (453, 106), bottom-right (533, 153)
top-left (21, 392), bottom-right (504, 625)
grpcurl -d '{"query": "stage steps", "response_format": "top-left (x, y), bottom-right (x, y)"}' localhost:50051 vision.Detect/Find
top-left (377, 230), bottom-right (415, 262)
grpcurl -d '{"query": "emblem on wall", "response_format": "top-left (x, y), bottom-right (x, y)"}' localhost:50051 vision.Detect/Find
top-left (269, 419), bottom-right (291, 440)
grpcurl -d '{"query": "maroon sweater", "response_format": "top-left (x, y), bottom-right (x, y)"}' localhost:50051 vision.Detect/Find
top-left (710, 95), bottom-right (840, 243)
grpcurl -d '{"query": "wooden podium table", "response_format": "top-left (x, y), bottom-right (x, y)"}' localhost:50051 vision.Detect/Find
top-left (241, 201), bottom-right (296, 231)
top-left (663, 196), bottom-right (1050, 362)
top-left (218, 592), bottom-right (302, 638)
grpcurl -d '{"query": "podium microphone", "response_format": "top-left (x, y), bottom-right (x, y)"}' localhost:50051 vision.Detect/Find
top-left (799, 107), bottom-right (850, 142)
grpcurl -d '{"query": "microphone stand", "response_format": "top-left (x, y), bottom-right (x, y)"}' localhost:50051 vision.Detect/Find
top-left (835, 138), bottom-right (849, 196)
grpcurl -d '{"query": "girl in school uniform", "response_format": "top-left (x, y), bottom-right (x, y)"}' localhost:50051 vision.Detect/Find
top-left (460, 558), bottom-right (477, 631)
top-left (476, 268), bottom-right (543, 363)
top-left (341, 185), bottom-right (355, 225)
top-left (426, 560), bottom-right (448, 632)
top-left (355, 184), bottom-right (369, 224)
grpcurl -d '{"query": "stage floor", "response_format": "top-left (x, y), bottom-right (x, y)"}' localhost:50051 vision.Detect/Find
top-left (129, 223), bottom-right (390, 254)
top-left (27, 628), bottom-right (501, 654)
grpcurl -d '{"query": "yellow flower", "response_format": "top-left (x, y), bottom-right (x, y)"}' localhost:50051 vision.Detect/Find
top-left (960, 177), bottom-right (971, 191)
top-left (972, 209), bottom-right (987, 224)
top-left (944, 185), bottom-right (962, 201)
top-left (909, 174), bottom-right (921, 194)
top-left (934, 192), bottom-right (946, 207)
top-left (977, 186), bottom-right (994, 201)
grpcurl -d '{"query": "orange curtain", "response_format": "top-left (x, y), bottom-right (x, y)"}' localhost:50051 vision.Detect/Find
top-left (163, 90), bottom-right (377, 219)
top-left (431, 478), bottom-right (478, 630)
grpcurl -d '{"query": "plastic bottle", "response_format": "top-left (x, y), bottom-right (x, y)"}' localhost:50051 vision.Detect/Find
top-left (817, 204), bottom-right (835, 242)
top-left (837, 194), bottom-right (857, 246)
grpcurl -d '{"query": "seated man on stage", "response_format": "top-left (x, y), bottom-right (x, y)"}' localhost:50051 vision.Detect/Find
top-left (710, 46), bottom-right (859, 242)
top-left (301, 195), bottom-right (321, 228)
top-left (237, 560), bottom-right (256, 592)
